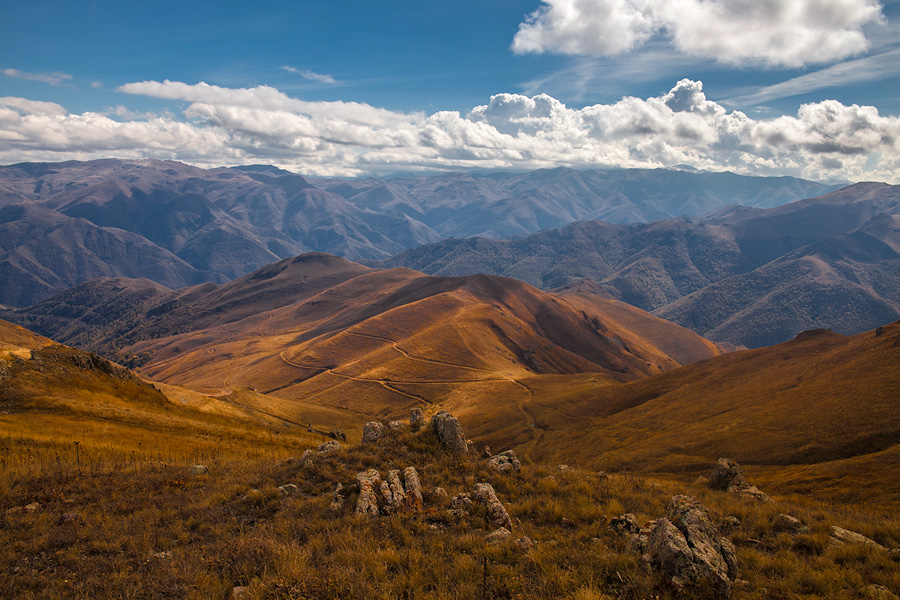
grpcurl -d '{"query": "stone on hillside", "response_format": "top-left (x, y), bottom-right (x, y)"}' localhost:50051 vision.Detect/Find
top-left (648, 495), bottom-right (737, 598)
top-left (485, 527), bottom-right (512, 544)
top-left (609, 513), bottom-right (641, 535)
top-left (432, 487), bottom-right (448, 502)
top-left (829, 526), bottom-right (887, 550)
top-left (329, 482), bottom-right (345, 512)
top-left (362, 421), bottom-right (386, 444)
top-left (231, 586), bottom-right (250, 599)
top-left (24, 502), bottom-right (41, 513)
top-left (863, 584), bottom-right (900, 600)
top-left (388, 420), bottom-right (405, 429)
top-left (188, 464), bottom-right (208, 476)
top-left (317, 440), bottom-right (342, 454)
top-left (451, 493), bottom-right (473, 511)
top-left (431, 410), bottom-right (468, 454)
top-left (773, 513), bottom-right (804, 533)
top-left (558, 464), bottom-right (572, 472)
top-left (329, 429), bottom-right (346, 442)
top-left (410, 407), bottom-right (424, 431)
top-left (708, 458), bottom-right (771, 502)
top-left (403, 466), bottom-right (424, 512)
top-left (355, 469), bottom-right (382, 516)
top-left (300, 449), bottom-right (315, 467)
top-left (278, 484), bottom-right (300, 496)
top-left (708, 458), bottom-right (748, 492)
top-left (474, 482), bottom-right (512, 530)
top-left (487, 449), bottom-right (521, 473)
top-left (152, 551), bottom-right (171, 560)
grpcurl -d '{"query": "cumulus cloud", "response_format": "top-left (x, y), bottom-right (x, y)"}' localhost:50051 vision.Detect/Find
top-left (2, 68), bottom-right (74, 86)
top-left (512, 0), bottom-right (885, 67)
top-left (282, 66), bottom-right (338, 85)
top-left (0, 79), bottom-right (898, 183)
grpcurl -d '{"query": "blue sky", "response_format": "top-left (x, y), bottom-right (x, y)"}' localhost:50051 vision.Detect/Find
top-left (1, 0), bottom-right (899, 182)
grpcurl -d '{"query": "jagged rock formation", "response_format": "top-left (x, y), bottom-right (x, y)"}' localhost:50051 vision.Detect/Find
top-left (473, 483), bottom-right (512, 530)
top-left (708, 458), bottom-right (771, 502)
top-left (432, 410), bottom-right (468, 455)
top-left (487, 450), bottom-right (521, 473)
top-left (353, 466), bottom-right (424, 517)
top-left (648, 495), bottom-right (738, 598)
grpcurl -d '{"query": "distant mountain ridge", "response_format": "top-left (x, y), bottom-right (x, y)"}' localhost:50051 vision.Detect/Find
top-left (0, 158), bottom-right (838, 306)
top-left (374, 182), bottom-right (900, 347)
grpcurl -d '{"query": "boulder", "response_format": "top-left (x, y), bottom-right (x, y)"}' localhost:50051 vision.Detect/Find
top-left (403, 466), bottom-right (424, 512)
top-left (609, 513), bottom-right (641, 535)
top-left (773, 513), bottom-right (804, 534)
top-left (317, 440), bottom-right (342, 454)
top-left (277, 484), bottom-right (300, 496)
top-left (648, 495), bottom-right (737, 598)
top-left (355, 469), bottom-right (381, 516)
top-left (24, 502), bottom-right (41, 513)
top-left (431, 411), bottom-right (468, 454)
top-left (708, 458), bottom-right (771, 502)
top-left (300, 449), bottom-right (315, 467)
top-left (473, 482), bottom-right (512, 530)
top-left (829, 526), bottom-right (887, 550)
top-left (410, 407), bottom-right (425, 431)
top-left (388, 420), bottom-right (405, 429)
top-left (188, 464), bottom-right (208, 476)
top-left (362, 421), bottom-right (386, 444)
top-left (487, 450), bottom-right (521, 473)
top-left (385, 470), bottom-right (407, 511)
top-left (485, 527), bottom-right (512, 544)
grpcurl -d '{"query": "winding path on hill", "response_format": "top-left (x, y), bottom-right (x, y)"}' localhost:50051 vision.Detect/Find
top-left (343, 330), bottom-right (496, 374)
top-left (510, 379), bottom-right (546, 463)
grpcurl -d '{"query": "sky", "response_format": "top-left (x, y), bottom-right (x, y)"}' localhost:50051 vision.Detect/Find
top-left (1, 0), bottom-right (899, 182)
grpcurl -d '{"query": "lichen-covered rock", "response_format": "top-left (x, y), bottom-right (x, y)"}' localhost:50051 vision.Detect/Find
top-left (830, 526), bottom-right (887, 550)
top-left (487, 449), bottom-right (521, 473)
top-left (300, 449), bottom-right (315, 467)
top-left (317, 440), bottom-right (342, 454)
top-left (388, 420), bottom-right (405, 429)
top-left (474, 482), bottom-right (512, 530)
top-left (355, 469), bottom-right (381, 516)
top-left (386, 469), bottom-right (407, 510)
top-left (403, 466), bottom-right (424, 512)
top-left (610, 513), bottom-right (641, 535)
top-left (362, 421), bottom-right (386, 444)
top-left (410, 407), bottom-right (424, 431)
top-left (451, 493), bottom-right (472, 512)
top-left (648, 495), bottom-right (737, 598)
top-left (485, 527), bottom-right (512, 544)
top-left (431, 410), bottom-right (468, 454)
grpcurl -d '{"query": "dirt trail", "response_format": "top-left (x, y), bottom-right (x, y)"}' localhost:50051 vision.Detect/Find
top-left (344, 330), bottom-right (495, 373)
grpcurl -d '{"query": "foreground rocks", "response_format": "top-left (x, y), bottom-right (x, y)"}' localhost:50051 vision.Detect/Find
top-left (487, 450), bottom-right (521, 473)
top-left (647, 495), bottom-right (738, 598)
top-left (474, 482), bottom-right (512, 529)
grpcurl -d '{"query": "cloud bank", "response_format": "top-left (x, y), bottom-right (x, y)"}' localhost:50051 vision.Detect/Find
top-left (512, 0), bottom-right (885, 67)
top-left (0, 79), bottom-right (898, 183)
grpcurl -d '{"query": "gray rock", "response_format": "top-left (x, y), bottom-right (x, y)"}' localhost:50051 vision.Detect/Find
top-left (188, 464), bottom-right (208, 475)
top-left (387, 420), bottom-right (405, 429)
top-left (451, 493), bottom-right (473, 512)
top-left (316, 440), bottom-right (342, 454)
top-left (474, 482), bottom-right (512, 530)
top-left (708, 458), bottom-right (771, 502)
top-left (362, 421), bottom-right (386, 444)
top-left (487, 450), bottom-right (521, 473)
top-left (24, 502), bottom-right (41, 513)
top-left (403, 466), bottom-right (424, 512)
top-left (648, 495), bottom-right (737, 598)
top-left (609, 513), bottom-right (641, 535)
top-left (485, 527), bottom-right (512, 543)
top-left (410, 407), bottom-right (424, 431)
top-left (355, 469), bottom-right (381, 516)
top-left (386, 470), bottom-right (407, 510)
top-left (152, 551), bottom-right (171, 560)
top-left (431, 410), bottom-right (468, 454)
top-left (432, 487), bottom-right (448, 502)
top-left (231, 586), bottom-right (250, 599)
top-left (277, 484), bottom-right (300, 496)
top-left (830, 526), bottom-right (887, 550)
top-left (773, 513), bottom-right (803, 533)
top-left (300, 449), bottom-right (315, 467)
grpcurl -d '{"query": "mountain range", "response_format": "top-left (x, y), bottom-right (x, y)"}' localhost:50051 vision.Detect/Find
top-left (0, 158), bottom-right (838, 307)
top-left (376, 182), bottom-right (900, 347)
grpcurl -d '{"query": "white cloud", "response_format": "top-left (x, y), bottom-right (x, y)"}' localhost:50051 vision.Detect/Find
top-left (282, 66), bottom-right (338, 85)
top-left (2, 68), bottom-right (74, 86)
top-left (0, 80), bottom-right (898, 183)
top-left (512, 0), bottom-right (885, 67)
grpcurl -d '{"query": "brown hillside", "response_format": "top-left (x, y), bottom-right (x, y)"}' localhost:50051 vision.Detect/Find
top-left (508, 321), bottom-right (900, 507)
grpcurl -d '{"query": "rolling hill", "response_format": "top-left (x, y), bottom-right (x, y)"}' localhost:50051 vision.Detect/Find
top-left (377, 182), bottom-right (900, 347)
top-left (0, 158), bottom-right (838, 307)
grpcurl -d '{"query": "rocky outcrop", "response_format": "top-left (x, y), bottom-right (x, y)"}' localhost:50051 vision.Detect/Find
top-left (708, 458), bottom-right (771, 502)
top-left (362, 421), bottom-right (386, 444)
top-left (487, 450), bottom-right (521, 473)
top-left (648, 495), bottom-right (737, 598)
top-left (355, 469), bottom-right (382, 516)
top-left (829, 526), bottom-right (887, 550)
top-left (474, 483), bottom-right (512, 530)
top-left (431, 410), bottom-right (468, 455)
top-left (301, 440), bottom-right (344, 466)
